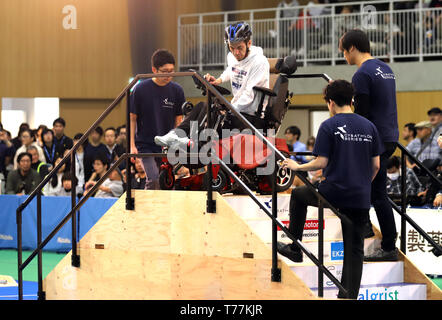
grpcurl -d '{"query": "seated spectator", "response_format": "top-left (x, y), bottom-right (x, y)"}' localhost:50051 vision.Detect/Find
top-left (103, 127), bottom-right (125, 164)
top-left (116, 125), bottom-right (127, 152)
top-left (52, 117), bottom-right (74, 155)
top-left (0, 123), bottom-right (15, 188)
top-left (402, 123), bottom-right (417, 146)
top-left (84, 126), bottom-right (107, 182)
top-left (406, 120), bottom-right (441, 165)
top-left (5, 152), bottom-right (41, 195)
top-left (83, 155), bottom-right (109, 197)
top-left (386, 156), bottom-right (424, 205)
top-left (427, 107), bottom-right (442, 135)
top-left (41, 128), bottom-right (63, 169)
top-left (11, 123), bottom-right (30, 154)
top-left (27, 145), bottom-right (49, 179)
top-left (35, 124), bottom-right (48, 148)
top-left (305, 136), bottom-right (316, 162)
top-left (131, 158), bottom-right (147, 189)
top-left (72, 133), bottom-right (86, 196)
top-left (13, 128), bottom-right (45, 169)
top-left (93, 168), bottom-right (124, 198)
top-left (42, 156), bottom-right (66, 196)
top-left (284, 126), bottom-right (308, 164)
top-left (52, 172), bottom-right (75, 197)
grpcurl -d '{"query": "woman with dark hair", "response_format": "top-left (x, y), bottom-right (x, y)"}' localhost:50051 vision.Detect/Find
top-left (41, 128), bottom-right (63, 168)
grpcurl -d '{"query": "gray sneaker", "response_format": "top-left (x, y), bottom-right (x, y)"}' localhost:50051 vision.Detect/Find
top-left (364, 247), bottom-right (399, 262)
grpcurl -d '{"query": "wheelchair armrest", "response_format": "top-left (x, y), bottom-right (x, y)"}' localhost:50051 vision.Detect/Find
top-left (253, 86), bottom-right (276, 97)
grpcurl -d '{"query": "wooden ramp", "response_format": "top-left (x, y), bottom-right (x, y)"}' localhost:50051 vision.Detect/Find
top-left (43, 190), bottom-right (316, 300)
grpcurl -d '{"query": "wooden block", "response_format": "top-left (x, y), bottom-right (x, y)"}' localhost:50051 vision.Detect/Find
top-left (44, 190), bottom-right (316, 300)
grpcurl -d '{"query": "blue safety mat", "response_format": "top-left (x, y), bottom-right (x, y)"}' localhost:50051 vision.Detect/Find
top-left (0, 281), bottom-right (38, 300)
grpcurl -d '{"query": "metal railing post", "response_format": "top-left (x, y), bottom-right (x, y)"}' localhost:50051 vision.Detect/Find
top-left (206, 91), bottom-right (216, 213)
top-left (37, 192), bottom-right (45, 300)
top-left (303, 7), bottom-right (307, 66)
top-left (16, 207), bottom-right (23, 300)
top-left (70, 150), bottom-right (80, 268)
top-left (400, 150), bottom-right (407, 253)
top-left (271, 155), bottom-right (281, 282)
top-left (418, 0), bottom-right (424, 62)
top-left (199, 15), bottom-right (203, 71)
top-left (126, 90), bottom-right (135, 210)
top-left (318, 199), bottom-right (324, 297)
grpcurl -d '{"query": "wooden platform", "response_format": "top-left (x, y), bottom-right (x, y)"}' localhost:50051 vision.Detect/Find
top-left (43, 190), bottom-right (317, 300)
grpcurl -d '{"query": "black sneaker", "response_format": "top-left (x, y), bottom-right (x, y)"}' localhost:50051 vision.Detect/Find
top-left (277, 242), bottom-right (303, 263)
top-left (364, 248), bottom-right (399, 262)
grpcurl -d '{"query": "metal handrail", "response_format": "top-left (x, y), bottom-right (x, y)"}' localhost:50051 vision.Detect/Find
top-left (16, 71), bottom-right (195, 300)
top-left (393, 142), bottom-right (442, 257)
top-left (16, 71), bottom-right (352, 300)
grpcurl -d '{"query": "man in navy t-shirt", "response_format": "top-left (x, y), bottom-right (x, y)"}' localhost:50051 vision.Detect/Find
top-left (340, 29), bottom-right (399, 262)
top-left (278, 80), bottom-right (382, 299)
top-left (129, 49), bottom-right (184, 189)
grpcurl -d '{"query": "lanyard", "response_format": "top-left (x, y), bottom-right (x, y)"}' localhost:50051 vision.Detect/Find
top-left (44, 143), bottom-right (56, 163)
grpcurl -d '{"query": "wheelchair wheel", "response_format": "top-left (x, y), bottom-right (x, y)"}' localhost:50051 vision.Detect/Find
top-left (203, 169), bottom-right (228, 192)
top-left (159, 169), bottom-right (175, 190)
top-left (275, 153), bottom-right (295, 192)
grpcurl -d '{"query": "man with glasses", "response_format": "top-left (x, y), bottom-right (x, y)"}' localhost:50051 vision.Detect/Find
top-left (6, 152), bottom-right (41, 195)
top-left (129, 49), bottom-right (185, 189)
top-left (13, 128), bottom-right (45, 169)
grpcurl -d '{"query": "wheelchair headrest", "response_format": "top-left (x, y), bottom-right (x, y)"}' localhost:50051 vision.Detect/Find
top-left (275, 55), bottom-right (297, 75)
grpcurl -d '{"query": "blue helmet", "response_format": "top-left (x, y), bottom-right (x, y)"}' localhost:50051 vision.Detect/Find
top-left (224, 22), bottom-right (252, 44)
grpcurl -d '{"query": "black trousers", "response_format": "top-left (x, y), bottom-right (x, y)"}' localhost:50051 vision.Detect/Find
top-left (288, 186), bottom-right (369, 299)
top-left (370, 141), bottom-right (397, 251)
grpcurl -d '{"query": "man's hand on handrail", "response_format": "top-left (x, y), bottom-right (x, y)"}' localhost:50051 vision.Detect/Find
top-left (204, 73), bottom-right (222, 86)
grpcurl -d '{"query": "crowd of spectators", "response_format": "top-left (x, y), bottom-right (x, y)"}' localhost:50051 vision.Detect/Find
top-left (0, 118), bottom-right (130, 199)
top-left (270, 0), bottom-right (442, 59)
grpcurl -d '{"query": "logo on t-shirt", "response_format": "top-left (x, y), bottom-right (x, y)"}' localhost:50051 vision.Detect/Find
top-left (162, 98), bottom-right (175, 109)
top-left (334, 124), bottom-right (373, 142)
top-left (374, 67), bottom-right (395, 80)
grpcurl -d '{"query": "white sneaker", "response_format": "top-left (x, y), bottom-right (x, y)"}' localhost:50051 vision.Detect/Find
top-left (154, 130), bottom-right (182, 147)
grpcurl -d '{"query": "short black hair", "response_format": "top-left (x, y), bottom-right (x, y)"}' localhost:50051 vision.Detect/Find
top-left (339, 29), bottom-right (371, 54)
top-left (151, 49), bottom-right (175, 69)
top-left (93, 126), bottom-right (103, 136)
top-left (105, 127), bottom-right (116, 134)
top-left (404, 123), bottom-right (417, 138)
top-left (285, 126), bottom-right (301, 139)
top-left (427, 107), bottom-right (441, 115)
top-left (93, 155), bottom-right (109, 169)
top-left (42, 128), bottom-right (54, 138)
top-left (62, 171), bottom-right (72, 182)
top-left (20, 128), bottom-right (34, 138)
top-left (53, 117), bottom-right (66, 127)
top-left (323, 80), bottom-right (355, 107)
top-left (17, 152), bottom-right (32, 163)
top-left (387, 156), bottom-right (400, 170)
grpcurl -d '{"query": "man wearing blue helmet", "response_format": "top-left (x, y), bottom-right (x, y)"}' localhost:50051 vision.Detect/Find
top-left (155, 21), bottom-right (270, 148)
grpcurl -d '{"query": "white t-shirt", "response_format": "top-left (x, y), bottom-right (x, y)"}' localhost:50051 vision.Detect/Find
top-left (219, 45), bottom-right (270, 116)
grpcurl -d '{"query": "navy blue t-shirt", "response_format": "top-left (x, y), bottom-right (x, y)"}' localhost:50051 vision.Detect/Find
top-left (352, 59), bottom-right (399, 143)
top-left (130, 79), bottom-right (185, 151)
top-left (313, 113), bottom-right (383, 209)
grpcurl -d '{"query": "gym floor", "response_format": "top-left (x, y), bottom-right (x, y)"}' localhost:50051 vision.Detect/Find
top-left (0, 249), bottom-right (441, 300)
